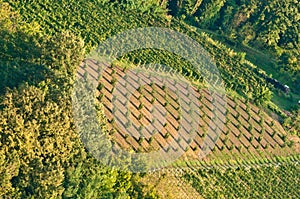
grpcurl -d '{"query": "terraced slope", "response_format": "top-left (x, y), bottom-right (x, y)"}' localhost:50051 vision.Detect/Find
top-left (78, 59), bottom-right (299, 166)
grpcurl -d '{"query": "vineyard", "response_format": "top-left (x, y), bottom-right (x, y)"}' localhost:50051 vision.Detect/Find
top-left (1, 0), bottom-right (299, 198)
top-left (142, 161), bottom-right (300, 198)
top-left (183, 162), bottom-right (300, 198)
top-left (79, 59), bottom-right (299, 167)
top-left (5, 0), bottom-right (278, 109)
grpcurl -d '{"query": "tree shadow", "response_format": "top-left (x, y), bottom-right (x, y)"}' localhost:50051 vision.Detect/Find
top-left (0, 29), bottom-right (51, 96)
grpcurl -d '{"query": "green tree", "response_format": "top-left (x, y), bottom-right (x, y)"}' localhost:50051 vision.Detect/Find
top-left (0, 3), bottom-right (159, 198)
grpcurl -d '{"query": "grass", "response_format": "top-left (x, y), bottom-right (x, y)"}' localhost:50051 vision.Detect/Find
top-left (195, 27), bottom-right (299, 111)
top-left (271, 90), bottom-right (300, 111)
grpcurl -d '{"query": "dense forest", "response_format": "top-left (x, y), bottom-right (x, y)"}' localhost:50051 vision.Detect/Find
top-left (162, 0), bottom-right (300, 76)
top-left (0, 0), bottom-right (299, 198)
top-left (0, 2), bottom-right (158, 198)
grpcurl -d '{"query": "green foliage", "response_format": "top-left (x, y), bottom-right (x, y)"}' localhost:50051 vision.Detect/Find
top-left (178, 0), bottom-right (300, 76)
top-left (184, 162), bottom-right (300, 198)
top-left (0, 2), bottom-right (44, 94)
top-left (116, 0), bottom-right (168, 15)
top-left (195, 0), bottom-right (226, 27)
top-left (4, 0), bottom-right (279, 107)
top-left (161, 0), bottom-right (299, 94)
top-left (283, 109), bottom-right (300, 137)
top-left (0, 3), bottom-right (159, 198)
top-left (1, 1), bottom-right (298, 197)
top-left (0, 84), bottom-right (81, 198)
top-left (182, 0), bottom-right (204, 15)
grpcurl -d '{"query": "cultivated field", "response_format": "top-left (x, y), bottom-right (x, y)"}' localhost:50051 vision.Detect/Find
top-left (78, 59), bottom-right (299, 167)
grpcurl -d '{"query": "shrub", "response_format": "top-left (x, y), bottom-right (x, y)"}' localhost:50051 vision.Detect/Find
top-left (125, 121), bottom-right (132, 128)
top-left (259, 118), bottom-right (264, 125)
top-left (281, 135), bottom-right (287, 142)
top-left (137, 113), bottom-right (143, 120)
top-left (110, 118), bottom-right (115, 124)
top-left (270, 131), bottom-right (276, 137)
top-left (138, 137), bottom-right (144, 144)
top-left (164, 132), bottom-right (170, 139)
top-left (264, 144), bottom-right (269, 149)
top-left (112, 95), bottom-right (117, 102)
top-left (98, 93), bottom-right (104, 101)
top-left (163, 101), bottom-right (169, 107)
top-left (225, 130), bottom-right (230, 135)
top-left (199, 95), bottom-right (204, 100)
top-left (246, 105), bottom-right (251, 112)
top-left (97, 83), bottom-right (104, 90)
top-left (237, 146), bottom-right (242, 151)
top-left (151, 118), bottom-right (155, 124)
top-left (150, 108), bottom-right (155, 113)
top-left (109, 129), bottom-right (116, 135)
top-left (124, 134), bottom-right (129, 140)
top-left (139, 125), bottom-right (144, 132)
top-left (287, 140), bottom-right (295, 147)
top-left (111, 77), bottom-right (117, 86)
top-left (137, 86), bottom-right (144, 93)
top-left (248, 125), bottom-right (253, 131)
top-left (223, 136), bottom-right (228, 143)
top-left (138, 103), bottom-right (144, 110)
top-left (257, 136), bottom-right (263, 143)
top-left (176, 137), bottom-right (182, 143)
top-left (249, 136), bottom-right (253, 142)
top-left (137, 94), bottom-right (143, 100)
top-left (149, 137), bottom-right (154, 143)
top-left (150, 98), bottom-right (156, 104)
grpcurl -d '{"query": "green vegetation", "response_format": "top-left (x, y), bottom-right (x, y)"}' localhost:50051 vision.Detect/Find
top-left (4, 0), bottom-right (278, 109)
top-left (0, 0), bottom-right (299, 198)
top-left (165, 0), bottom-right (299, 75)
top-left (159, 0), bottom-right (300, 110)
top-left (183, 162), bottom-right (300, 198)
top-left (0, 3), bottom-right (157, 198)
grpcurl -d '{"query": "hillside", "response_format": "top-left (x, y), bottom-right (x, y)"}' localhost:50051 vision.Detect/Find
top-left (165, 0), bottom-right (299, 74)
top-left (0, 0), bottom-right (299, 198)
top-left (80, 60), bottom-right (299, 166)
